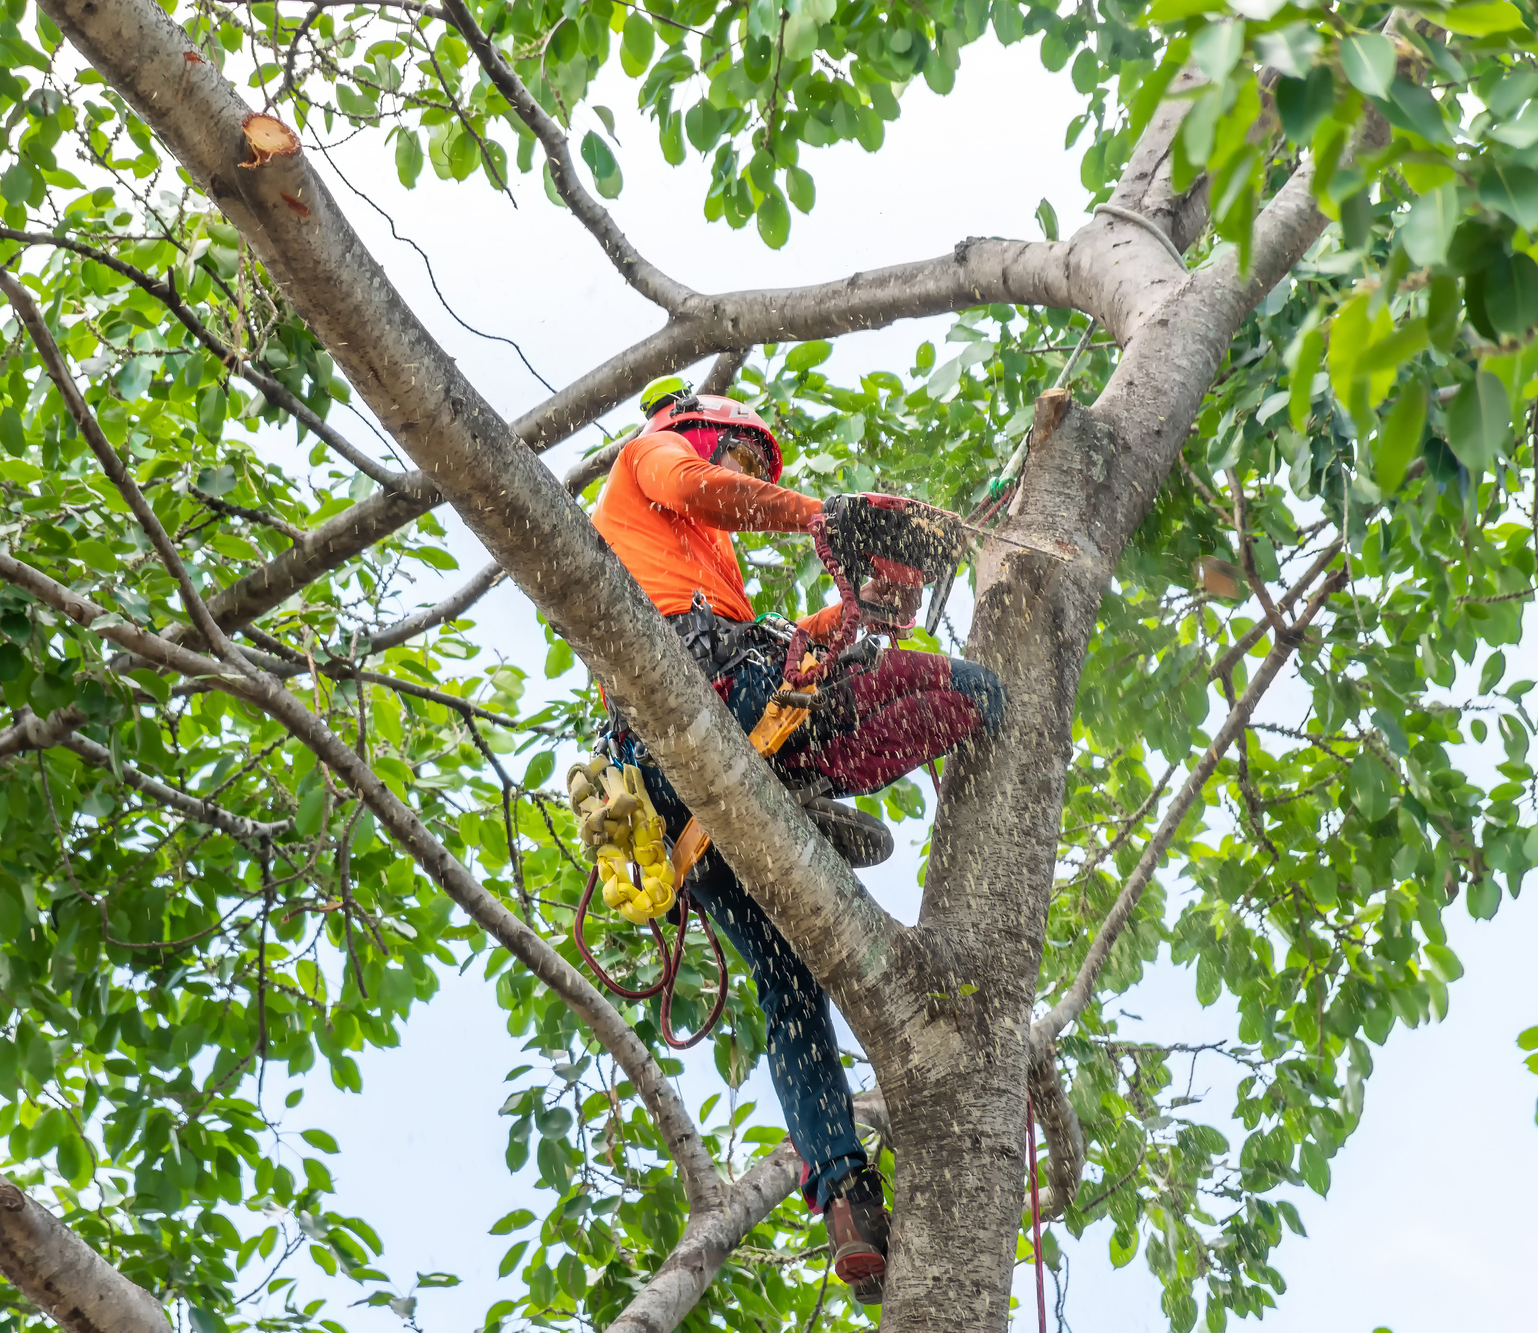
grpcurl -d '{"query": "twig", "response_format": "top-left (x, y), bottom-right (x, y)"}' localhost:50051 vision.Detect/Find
top-left (367, 560), bottom-right (506, 653)
top-left (801, 1247), bottom-right (833, 1333)
top-left (438, 0), bottom-right (693, 311)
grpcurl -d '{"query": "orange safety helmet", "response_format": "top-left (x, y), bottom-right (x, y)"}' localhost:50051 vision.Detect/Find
top-left (639, 378), bottom-right (783, 483)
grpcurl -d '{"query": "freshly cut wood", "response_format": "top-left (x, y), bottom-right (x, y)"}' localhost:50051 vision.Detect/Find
top-left (239, 111), bottom-right (300, 167)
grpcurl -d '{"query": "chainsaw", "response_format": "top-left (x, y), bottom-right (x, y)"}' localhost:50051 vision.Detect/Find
top-left (820, 493), bottom-right (972, 636)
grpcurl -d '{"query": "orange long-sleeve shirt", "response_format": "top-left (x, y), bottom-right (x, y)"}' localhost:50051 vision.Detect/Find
top-left (591, 429), bottom-right (842, 639)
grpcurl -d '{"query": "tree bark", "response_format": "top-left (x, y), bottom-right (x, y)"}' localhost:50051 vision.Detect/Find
top-left (0, 1175), bottom-right (166, 1333)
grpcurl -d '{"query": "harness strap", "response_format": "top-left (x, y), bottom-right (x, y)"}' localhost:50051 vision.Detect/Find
top-left (668, 658), bottom-right (818, 887)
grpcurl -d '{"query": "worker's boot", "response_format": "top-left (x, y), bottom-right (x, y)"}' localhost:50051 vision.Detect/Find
top-left (826, 1165), bottom-right (891, 1305)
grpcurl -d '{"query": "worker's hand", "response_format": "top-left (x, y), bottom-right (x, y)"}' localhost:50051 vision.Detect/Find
top-left (859, 576), bottom-right (921, 636)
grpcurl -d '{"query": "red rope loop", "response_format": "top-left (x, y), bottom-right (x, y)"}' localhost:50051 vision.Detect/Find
top-left (573, 866), bottom-right (729, 1049)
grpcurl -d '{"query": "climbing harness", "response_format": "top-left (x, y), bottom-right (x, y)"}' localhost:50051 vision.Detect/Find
top-left (1026, 1093), bottom-right (1047, 1333)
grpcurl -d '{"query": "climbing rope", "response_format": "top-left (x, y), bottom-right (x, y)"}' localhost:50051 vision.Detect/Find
top-left (1027, 1092), bottom-right (1047, 1333)
top-left (572, 872), bottom-right (728, 1050)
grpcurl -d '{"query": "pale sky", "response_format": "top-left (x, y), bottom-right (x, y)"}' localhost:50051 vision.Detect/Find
top-left (227, 30), bottom-right (1538, 1333)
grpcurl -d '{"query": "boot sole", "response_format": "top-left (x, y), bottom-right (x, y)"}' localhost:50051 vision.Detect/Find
top-left (833, 1243), bottom-right (887, 1283)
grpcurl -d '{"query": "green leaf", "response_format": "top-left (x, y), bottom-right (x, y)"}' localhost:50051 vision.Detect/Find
top-left (301, 1128), bottom-right (340, 1153)
top-left (536, 1106), bottom-right (573, 1139)
top-left (1276, 67), bottom-right (1334, 144)
top-left (1479, 649), bottom-right (1506, 695)
top-left (620, 13), bottom-right (654, 75)
top-left (1485, 252), bottom-right (1538, 337)
top-left (1254, 23), bottom-right (1321, 81)
top-left (523, 751), bottom-right (554, 789)
top-left (1376, 381), bottom-right (1426, 493)
top-left (1478, 164), bottom-right (1538, 232)
top-left (785, 340), bottom-right (833, 373)
top-left (395, 130), bottom-right (423, 189)
top-left (1446, 371), bottom-right (1512, 477)
top-left (543, 638), bottom-right (573, 678)
top-left (0, 405), bottom-right (23, 457)
top-left (1035, 197), bottom-right (1059, 243)
top-left (1289, 329), bottom-right (1323, 431)
top-left (1349, 752), bottom-right (1393, 823)
top-left (1387, 80), bottom-right (1450, 145)
top-left (1518, 1026), bottom-right (1538, 1052)
top-left (1340, 34), bottom-right (1394, 100)
top-left (296, 787), bottom-right (326, 837)
top-left (786, 166), bottom-right (815, 214)
top-left (1467, 875), bottom-right (1501, 920)
top-left (1440, 1), bottom-right (1526, 35)
top-left (1401, 186), bottom-right (1461, 267)
top-left (447, 129), bottom-right (479, 181)
top-left (489, 1208), bottom-right (535, 1235)
top-left (580, 132), bottom-right (622, 199)
top-left (1423, 943), bottom-right (1464, 983)
top-left (756, 187), bottom-right (790, 250)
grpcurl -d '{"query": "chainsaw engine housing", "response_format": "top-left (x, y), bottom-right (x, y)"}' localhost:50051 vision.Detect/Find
top-left (821, 494), bottom-right (970, 630)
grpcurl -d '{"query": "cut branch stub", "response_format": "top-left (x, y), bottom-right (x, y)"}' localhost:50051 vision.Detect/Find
top-left (240, 112), bottom-right (301, 168)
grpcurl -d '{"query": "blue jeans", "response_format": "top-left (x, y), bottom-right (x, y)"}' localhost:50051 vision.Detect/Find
top-left (628, 660), bottom-right (866, 1211)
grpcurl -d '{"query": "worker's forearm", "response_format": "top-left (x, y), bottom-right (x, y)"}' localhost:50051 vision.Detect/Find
top-left (633, 436), bottom-right (820, 531)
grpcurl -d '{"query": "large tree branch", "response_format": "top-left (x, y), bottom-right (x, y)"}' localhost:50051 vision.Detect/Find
top-left (0, 704), bottom-right (88, 761)
top-left (438, 0), bottom-right (693, 312)
top-left (0, 1175), bottom-right (166, 1333)
top-left (516, 238), bottom-right (1072, 448)
top-left (1029, 568), bottom-right (1344, 1056)
top-left (0, 552), bottom-right (724, 1215)
top-left (41, 0), bottom-right (905, 1033)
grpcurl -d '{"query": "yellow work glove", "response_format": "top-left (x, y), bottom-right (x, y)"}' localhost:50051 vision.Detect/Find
top-left (565, 757), bottom-right (676, 926)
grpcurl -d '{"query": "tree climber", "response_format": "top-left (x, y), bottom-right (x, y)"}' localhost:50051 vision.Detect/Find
top-left (586, 377), bottom-right (1006, 1304)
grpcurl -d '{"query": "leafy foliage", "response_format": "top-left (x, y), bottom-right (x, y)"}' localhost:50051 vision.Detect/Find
top-left (0, 0), bottom-right (1536, 1332)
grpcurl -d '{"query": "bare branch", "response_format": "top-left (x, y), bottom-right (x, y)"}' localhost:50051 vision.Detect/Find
top-left (701, 346), bottom-right (751, 395)
top-left (514, 237), bottom-right (1072, 449)
top-left (1226, 469), bottom-right (1287, 637)
top-left (0, 226), bottom-right (410, 490)
top-left (439, 0), bottom-right (694, 311)
top-left (562, 426), bottom-right (638, 497)
top-left (0, 704), bottom-right (88, 761)
top-left (606, 1088), bottom-right (883, 1333)
top-left (1030, 570), bottom-right (1345, 1055)
top-left (191, 485), bottom-right (308, 542)
top-left (0, 1174), bottom-right (167, 1333)
top-left (366, 560), bottom-right (505, 653)
top-left (1027, 1044), bottom-right (1084, 1220)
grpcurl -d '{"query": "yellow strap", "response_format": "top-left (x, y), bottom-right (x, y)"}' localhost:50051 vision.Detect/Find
top-left (670, 661), bottom-right (817, 885)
